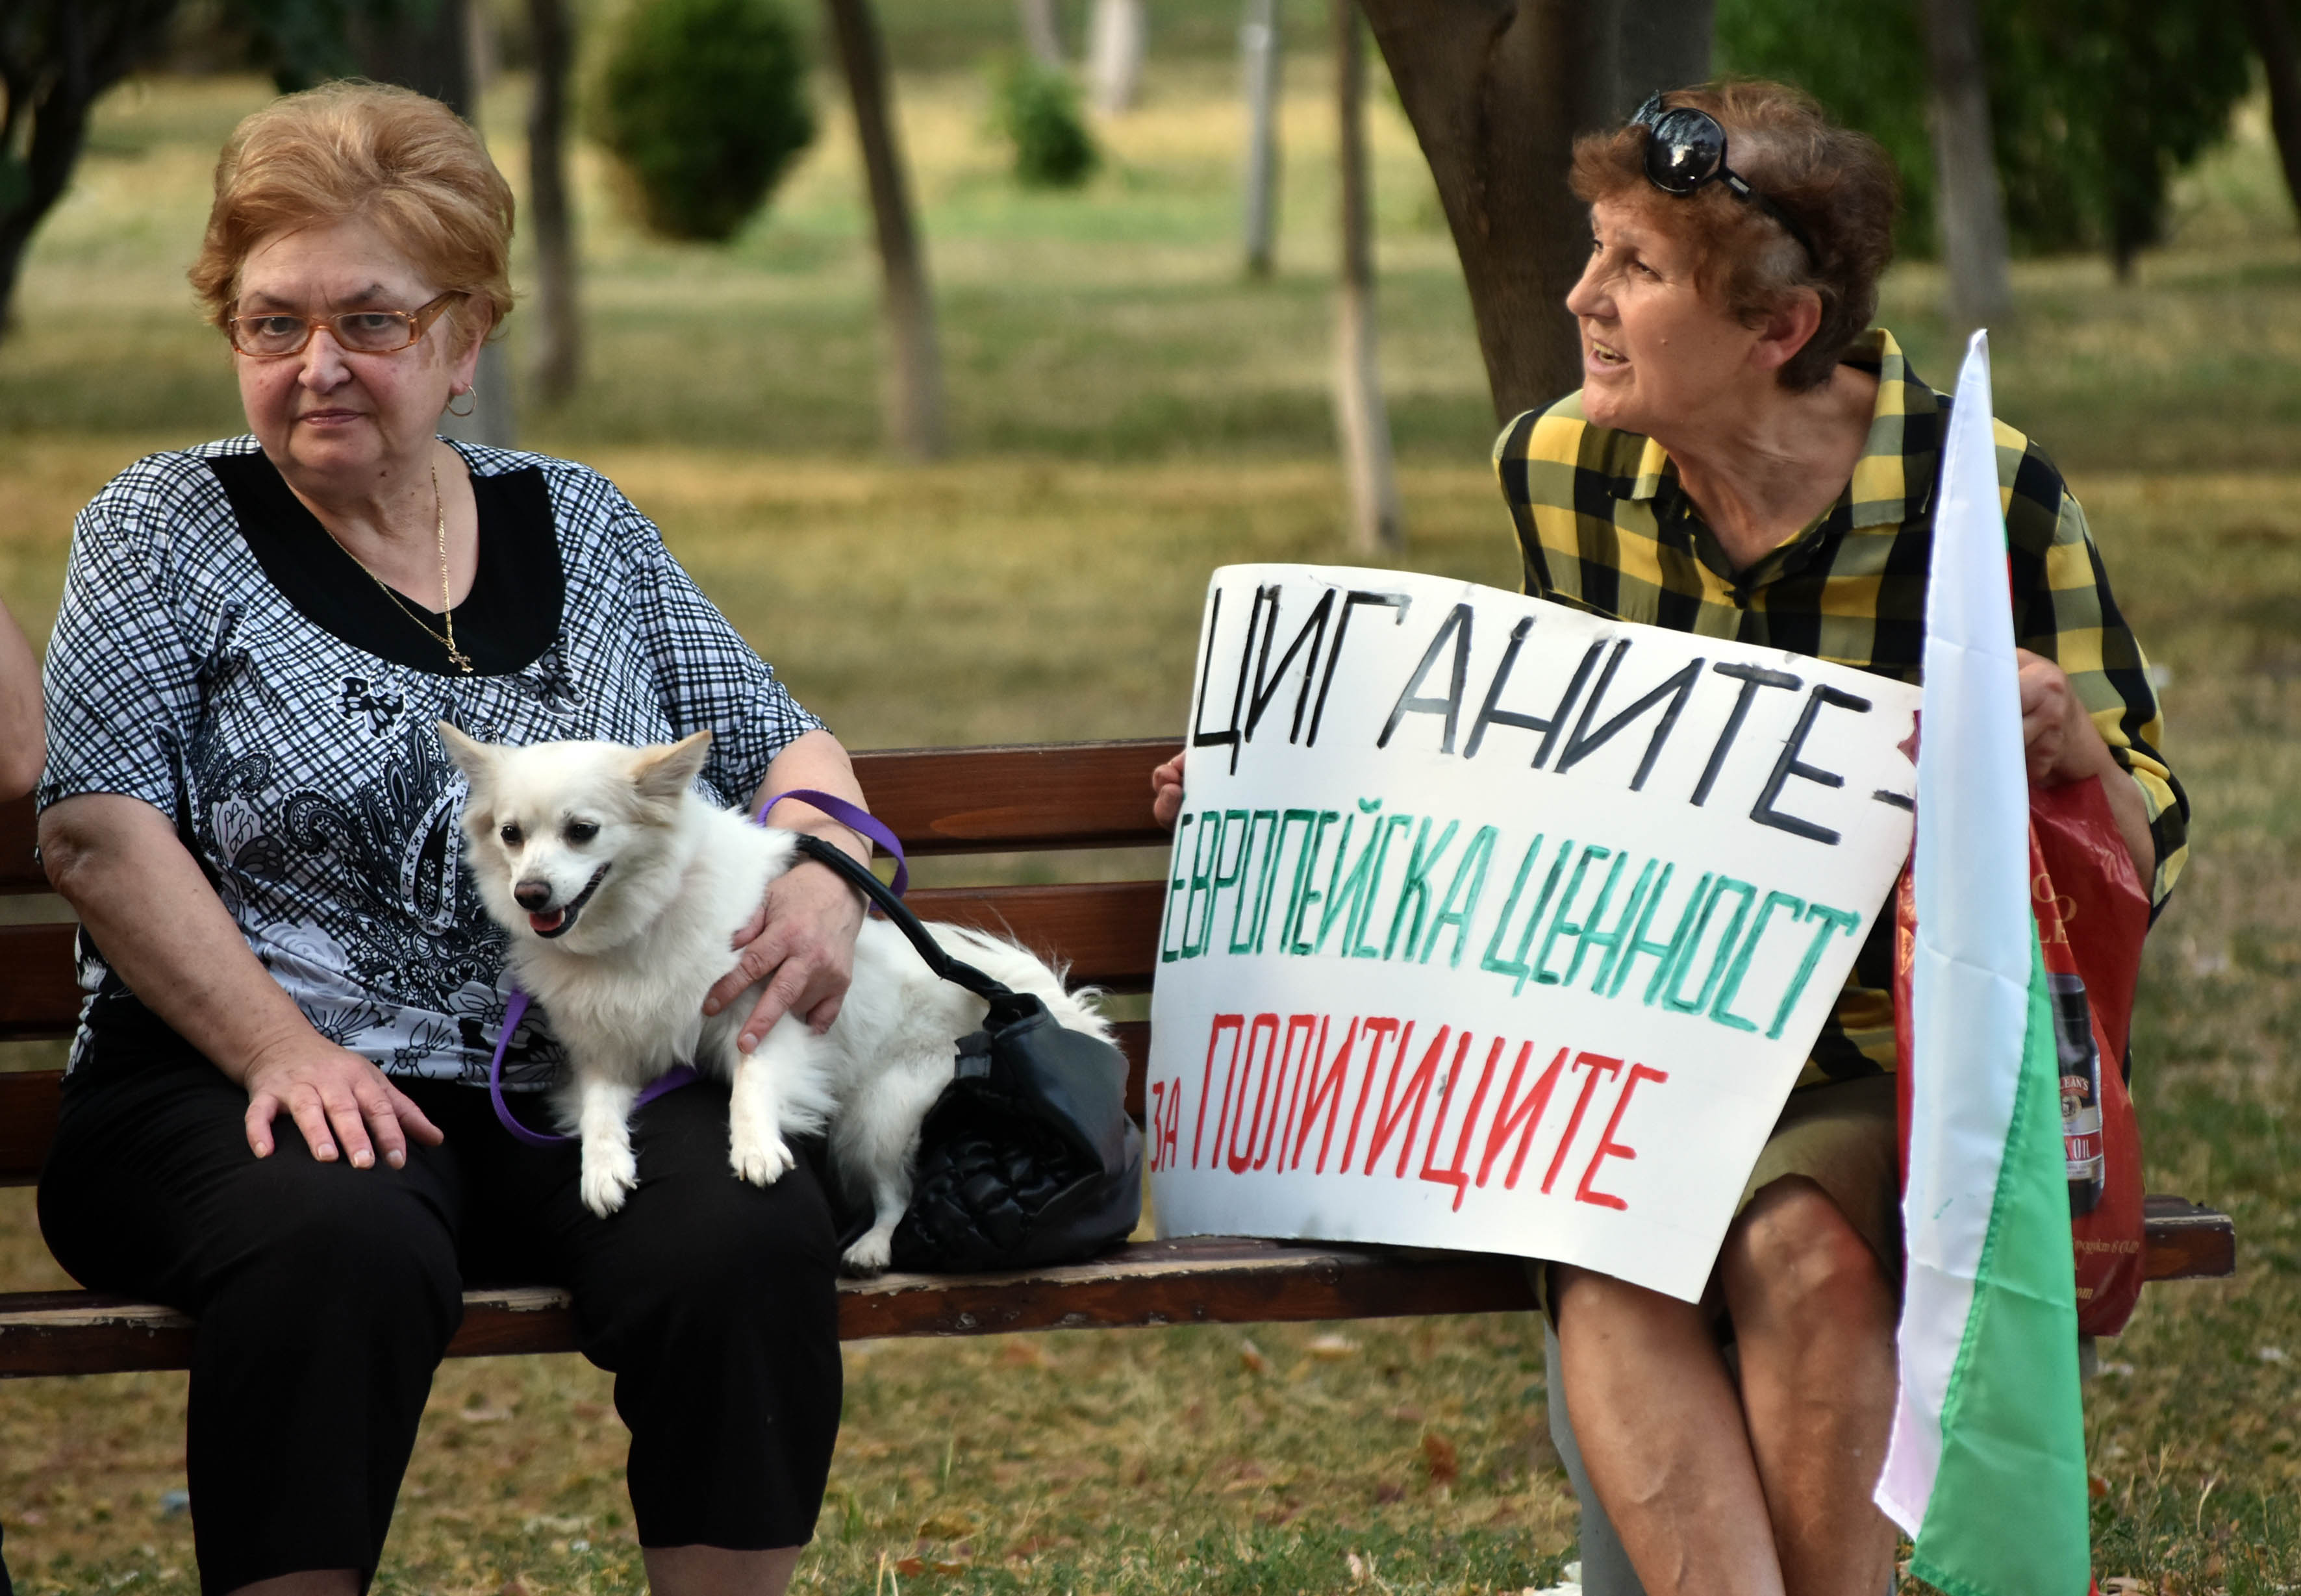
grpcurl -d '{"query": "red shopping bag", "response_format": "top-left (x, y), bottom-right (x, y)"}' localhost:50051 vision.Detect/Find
top-left (1894, 774), bottom-right (2152, 1336)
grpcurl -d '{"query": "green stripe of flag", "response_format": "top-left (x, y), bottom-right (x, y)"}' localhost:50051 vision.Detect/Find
top-left (1909, 933), bottom-right (2091, 1596)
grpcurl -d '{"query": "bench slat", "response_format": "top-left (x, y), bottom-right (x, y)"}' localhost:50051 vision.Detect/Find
top-left (1, 1070), bottom-right (62, 1184)
top-left (0, 740), bottom-right (1185, 895)
top-left (0, 797), bottom-right (35, 895)
top-left (0, 880), bottom-right (1164, 1046)
top-left (0, 922), bottom-right (77, 1041)
top-left (0, 1200), bottom-right (2242, 1378)
top-left (0, 1239), bottom-right (1545, 1376)
top-left (850, 740), bottom-right (1179, 856)
top-left (905, 880), bottom-right (1161, 991)
top-left (2140, 1192), bottom-right (2239, 1282)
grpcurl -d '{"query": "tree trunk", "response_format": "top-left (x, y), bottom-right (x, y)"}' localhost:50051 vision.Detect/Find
top-left (525, 0), bottom-right (581, 406)
top-left (1611, 0), bottom-right (1715, 119)
top-left (1240, 0), bottom-right (1282, 277)
top-left (1087, 0), bottom-right (1146, 115)
top-left (2244, 0), bottom-right (2301, 233)
top-left (1019, 0), bottom-right (1065, 67)
top-left (355, 0), bottom-right (470, 110)
top-left (1920, 0), bottom-right (2010, 327)
top-left (358, 0), bottom-right (519, 446)
top-left (825, 0), bottom-right (946, 461)
top-left (1333, 1), bottom-right (1401, 555)
top-left (0, 0), bottom-right (178, 334)
top-left (1357, 0), bottom-right (1712, 423)
top-left (1359, 1), bottom-right (1597, 421)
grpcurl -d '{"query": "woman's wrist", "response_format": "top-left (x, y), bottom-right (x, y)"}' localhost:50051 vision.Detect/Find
top-left (222, 1012), bottom-right (338, 1088)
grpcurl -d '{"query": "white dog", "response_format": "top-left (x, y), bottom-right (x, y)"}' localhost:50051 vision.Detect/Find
top-left (439, 725), bottom-right (1111, 1271)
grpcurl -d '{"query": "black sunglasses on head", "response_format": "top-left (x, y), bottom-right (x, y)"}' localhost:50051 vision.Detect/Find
top-left (1629, 94), bottom-right (1818, 266)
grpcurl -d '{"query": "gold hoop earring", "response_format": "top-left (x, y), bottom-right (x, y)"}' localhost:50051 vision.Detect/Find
top-left (446, 386), bottom-right (477, 419)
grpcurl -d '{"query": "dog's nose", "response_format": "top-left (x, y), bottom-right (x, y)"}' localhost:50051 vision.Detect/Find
top-left (513, 880), bottom-right (553, 912)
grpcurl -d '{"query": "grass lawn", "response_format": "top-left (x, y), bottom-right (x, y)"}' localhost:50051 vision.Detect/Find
top-left (1, 34), bottom-right (2297, 1596)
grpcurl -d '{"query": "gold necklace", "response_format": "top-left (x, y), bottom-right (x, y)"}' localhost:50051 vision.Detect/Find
top-left (327, 462), bottom-right (474, 674)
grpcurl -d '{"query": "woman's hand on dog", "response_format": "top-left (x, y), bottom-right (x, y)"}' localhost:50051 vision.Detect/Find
top-left (240, 1039), bottom-right (445, 1170)
top-left (707, 840), bottom-right (869, 1048)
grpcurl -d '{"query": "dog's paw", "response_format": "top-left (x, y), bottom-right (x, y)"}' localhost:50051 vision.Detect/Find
top-left (842, 1228), bottom-right (896, 1275)
top-left (580, 1146), bottom-right (639, 1217)
top-left (729, 1131), bottom-right (796, 1187)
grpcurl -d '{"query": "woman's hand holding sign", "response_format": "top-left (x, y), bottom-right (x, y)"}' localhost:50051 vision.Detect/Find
top-left (1150, 751), bottom-right (1186, 830)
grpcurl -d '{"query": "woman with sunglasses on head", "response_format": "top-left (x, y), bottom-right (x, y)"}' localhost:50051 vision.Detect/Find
top-left (1487, 81), bottom-right (2187, 1595)
top-left (34, 82), bottom-right (872, 1595)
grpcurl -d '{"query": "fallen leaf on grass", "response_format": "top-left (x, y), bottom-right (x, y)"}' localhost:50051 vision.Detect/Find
top-left (1388, 1403), bottom-right (1426, 1423)
top-left (895, 1556), bottom-right (928, 1577)
top-left (916, 1509), bottom-right (977, 1540)
top-left (1239, 1338), bottom-right (1270, 1375)
top-left (1307, 1333), bottom-right (1359, 1360)
top-left (998, 1341), bottom-right (1054, 1369)
top-left (1423, 1430), bottom-right (1460, 1485)
top-left (1374, 1481), bottom-right (1405, 1504)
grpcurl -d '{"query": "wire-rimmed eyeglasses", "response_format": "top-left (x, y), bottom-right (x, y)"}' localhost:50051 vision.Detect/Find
top-left (225, 290), bottom-right (464, 358)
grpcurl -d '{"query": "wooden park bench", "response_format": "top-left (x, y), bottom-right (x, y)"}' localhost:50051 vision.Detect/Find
top-left (0, 738), bottom-right (2236, 1378)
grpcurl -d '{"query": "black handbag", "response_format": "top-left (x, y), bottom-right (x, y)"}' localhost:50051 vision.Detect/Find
top-left (793, 835), bottom-right (1144, 1273)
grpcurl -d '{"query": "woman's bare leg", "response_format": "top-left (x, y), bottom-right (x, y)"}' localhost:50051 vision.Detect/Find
top-left (1718, 1178), bottom-right (1900, 1596)
top-left (1552, 1264), bottom-right (1785, 1596)
top-left (642, 1544), bottom-right (804, 1596)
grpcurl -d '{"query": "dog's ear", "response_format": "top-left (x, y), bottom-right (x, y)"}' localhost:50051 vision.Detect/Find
top-left (630, 730), bottom-right (714, 804)
top-left (437, 723), bottom-right (496, 800)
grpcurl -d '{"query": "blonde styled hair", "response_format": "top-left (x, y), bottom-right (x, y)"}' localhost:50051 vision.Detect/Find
top-left (189, 81), bottom-right (515, 346)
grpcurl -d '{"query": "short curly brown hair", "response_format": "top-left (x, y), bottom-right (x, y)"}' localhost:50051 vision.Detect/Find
top-left (189, 81), bottom-right (515, 348)
top-left (1572, 81), bottom-right (1897, 392)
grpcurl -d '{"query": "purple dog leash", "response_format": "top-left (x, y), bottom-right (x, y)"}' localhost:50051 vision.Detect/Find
top-left (486, 788), bottom-right (909, 1147)
top-left (756, 788), bottom-right (908, 895)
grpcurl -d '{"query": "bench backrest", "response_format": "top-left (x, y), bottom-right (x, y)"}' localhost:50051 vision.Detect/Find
top-left (0, 738), bottom-right (1182, 1184)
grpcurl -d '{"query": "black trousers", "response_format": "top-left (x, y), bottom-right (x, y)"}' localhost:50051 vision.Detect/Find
top-left (38, 1045), bottom-right (842, 1595)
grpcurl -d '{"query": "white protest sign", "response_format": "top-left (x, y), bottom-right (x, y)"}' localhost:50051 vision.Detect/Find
top-left (1145, 564), bottom-right (1921, 1301)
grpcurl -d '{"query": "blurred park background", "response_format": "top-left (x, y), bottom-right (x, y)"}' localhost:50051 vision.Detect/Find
top-left (0, 0), bottom-right (2298, 1591)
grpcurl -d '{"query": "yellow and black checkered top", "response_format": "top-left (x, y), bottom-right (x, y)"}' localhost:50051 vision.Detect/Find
top-left (1492, 327), bottom-right (2187, 1086)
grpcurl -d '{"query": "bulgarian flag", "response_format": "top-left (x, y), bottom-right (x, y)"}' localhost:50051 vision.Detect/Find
top-left (1872, 332), bottom-right (2091, 1596)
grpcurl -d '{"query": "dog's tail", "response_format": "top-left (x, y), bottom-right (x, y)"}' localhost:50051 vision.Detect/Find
top-left (920, 921), bottom-right (1113, 1043)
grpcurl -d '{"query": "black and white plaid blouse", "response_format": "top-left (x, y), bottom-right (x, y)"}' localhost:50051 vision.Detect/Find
top-left (38, 436), bottom-right (824, 1085)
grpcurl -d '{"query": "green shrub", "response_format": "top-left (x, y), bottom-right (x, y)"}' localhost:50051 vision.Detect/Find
top-left (992, 56), bottom-right (1099, 189)
top-left (590, 0), bottom-right (814, 243)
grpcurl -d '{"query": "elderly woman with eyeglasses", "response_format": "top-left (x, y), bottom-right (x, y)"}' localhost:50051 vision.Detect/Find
top-left (35, 83), bottom-right (868, 1596)
top-left (1152, 80), bottom-right (2191, 1596)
